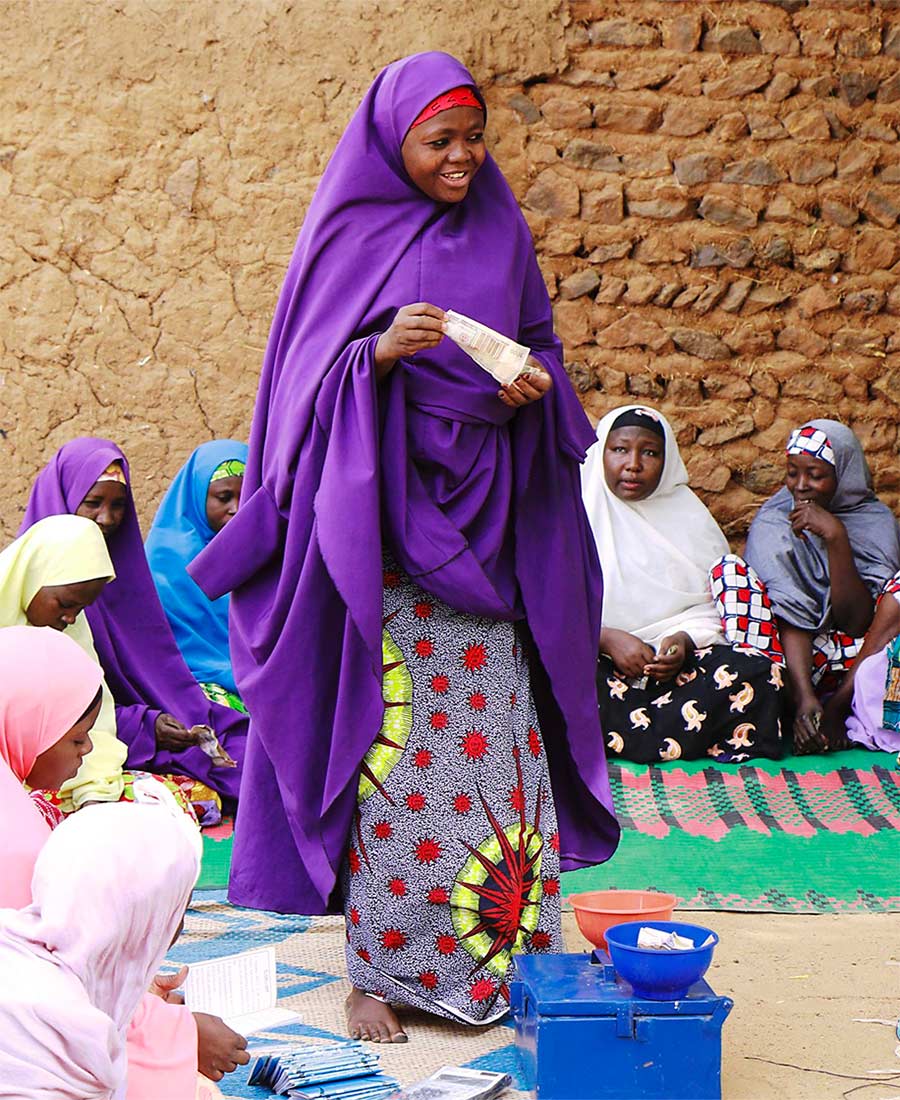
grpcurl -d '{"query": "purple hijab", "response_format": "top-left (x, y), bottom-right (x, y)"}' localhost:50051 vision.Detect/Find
top-left (20, 438), bottom-right (247, 802)
top-left (190, 51), bottom-right (618, 914)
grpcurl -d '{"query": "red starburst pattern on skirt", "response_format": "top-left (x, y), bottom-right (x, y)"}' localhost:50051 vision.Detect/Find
top-left (383, 570), bottom-right (401, 589)
top-left (461, 730), bottom-right (488, 760)
top-left (468, 691), bottom-right (487, 711)
top-left (413, 748), bottom-right (433, 769)
top-left (527, 727), bottom-right (542, 757)
top-left (418, 971), bottom-right (439, 990)
top-left (549, 831), bottom-right (560, 852)
top-left (431, 673), bottom-right (450, 694)
top-left (509, 786), bottom-right (525, 812)
top-left (454, 748), bottom-right (546, 976)
top-left (381, 928), bottom-right (407, 951)
top-left (530, 930), bottom-right (552, 950)
top-left (414, 601), bottom-right (434, 619)
top-left (406, 792), bottom-right (426, 811)
top-left (414, 639), bottom-right (434, 659)
top-left (470, 977), bottom-right (497, 1002)
top-left (510, 692), bottom-right (517, 708)
top-left (462, 642), bottom-right (487, 672)
top-left (348, 848), bottom-right (361, 874)
top-left (349, 906), bottom-right (361, 926)
top-left (430, 710), bottom-right (449, 730)
top-left (453, 792), bottom-right (472, 814)
top-left (388, 877), bottom-right (407, 897)
top-left (436, 934), bottom-right (457, 955)
top-left (427, 886), bottom-right (449, 904)
top-left (542, 877), bottom-right (560, 896)
top-left (357, 947), bottom-right (371, 962)
top-left (415, 837), bottom-right (442, 864)
top-left (373, 820), bottom-right (393, 840)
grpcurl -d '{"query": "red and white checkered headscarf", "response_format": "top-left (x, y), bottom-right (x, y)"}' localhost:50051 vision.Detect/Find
top-left (786, 425), bottom-right (835, 467)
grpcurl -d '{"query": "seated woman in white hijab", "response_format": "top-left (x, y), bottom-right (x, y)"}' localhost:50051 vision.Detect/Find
top-left (0, 801), bottom-right (222, 1100)
top-left (582, 406), bottom-right (785, 763)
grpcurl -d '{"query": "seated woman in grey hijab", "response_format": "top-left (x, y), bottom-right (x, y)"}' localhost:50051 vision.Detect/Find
top-left (737, 420), bottom-right (900, 753)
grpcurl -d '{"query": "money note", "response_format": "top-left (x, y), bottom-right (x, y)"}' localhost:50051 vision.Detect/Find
top-left (444, 309), bottom-right (531, 385)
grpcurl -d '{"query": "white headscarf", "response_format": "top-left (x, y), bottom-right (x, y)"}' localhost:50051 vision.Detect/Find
top-left (0, 802), bottom-right (200, 1099)
top-left (581, 405), bottom-right (729, 650)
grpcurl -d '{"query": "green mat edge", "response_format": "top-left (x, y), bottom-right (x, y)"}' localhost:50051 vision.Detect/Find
top-left (197, 751), bottom-right (900, 905)
top-left (614, 747), bottom-right (896, 776)
top-left (582, 748), bottom-right (900, 912)
top-left (565, 827), bottom-right (900, 912)
top-left (197, 833), bottom-right (233, 891)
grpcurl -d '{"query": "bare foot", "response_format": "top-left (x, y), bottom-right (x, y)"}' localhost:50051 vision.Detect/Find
top-left (345, 987), bottom-right (408, 1043)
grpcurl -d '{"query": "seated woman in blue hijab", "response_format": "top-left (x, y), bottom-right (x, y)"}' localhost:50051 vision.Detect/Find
top-left (146, 441), bottom-right (248, 713)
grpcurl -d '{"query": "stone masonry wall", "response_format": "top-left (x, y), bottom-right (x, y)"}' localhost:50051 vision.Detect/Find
top-left (506, 0), bottom-right (900, 537)
top-left (2, 0), bottom-right (900, 544)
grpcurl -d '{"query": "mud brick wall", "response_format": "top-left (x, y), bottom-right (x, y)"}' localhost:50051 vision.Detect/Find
top-left (3, 0), bottom-right (900, 544)
top-left (495, 0), bottom-right (900, 537)
top-left (0, 0), bottom-right (565, 540)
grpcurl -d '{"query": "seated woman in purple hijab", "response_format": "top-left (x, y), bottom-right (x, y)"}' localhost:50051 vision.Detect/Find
top-left (189, 52), bottom-right (618, 1043)
top-left (20, 438), bottom-right (248, 813)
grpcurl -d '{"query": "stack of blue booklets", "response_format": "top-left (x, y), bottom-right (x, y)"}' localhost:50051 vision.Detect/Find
top-left (247, 1040), bottom-right (399, 1098)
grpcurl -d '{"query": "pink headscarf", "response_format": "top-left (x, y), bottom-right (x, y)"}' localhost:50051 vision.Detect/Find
top-left (0, 625), bottom-right (103, 908)
top-left (0, 802), bottom-right (200, 1099)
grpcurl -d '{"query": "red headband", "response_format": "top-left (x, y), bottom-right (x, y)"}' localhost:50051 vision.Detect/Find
top-left (410, 86), bottom-right (483, 130)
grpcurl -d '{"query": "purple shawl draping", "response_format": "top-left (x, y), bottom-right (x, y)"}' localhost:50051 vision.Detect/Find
top-left (20, 438), bottom-right (247, 801)
top-left (190, 51), bottom-right (619, 914)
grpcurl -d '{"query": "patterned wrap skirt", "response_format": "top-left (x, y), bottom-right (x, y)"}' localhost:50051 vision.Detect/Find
top-left (341, 563), bottom-right (563, 1025)
top-left (598, 644), bottom-right (786, 764)
top-left (710, 554), bottom-right (864, 686)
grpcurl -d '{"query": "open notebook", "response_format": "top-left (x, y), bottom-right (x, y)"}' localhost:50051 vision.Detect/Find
top-left (183, 946), bottom-right (301, 1035)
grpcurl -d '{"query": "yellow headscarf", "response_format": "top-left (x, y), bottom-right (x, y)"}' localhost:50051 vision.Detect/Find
top-left (0, 514), bottom-right (115, 619)
top-left (0, 515), bottom-right (126, 808)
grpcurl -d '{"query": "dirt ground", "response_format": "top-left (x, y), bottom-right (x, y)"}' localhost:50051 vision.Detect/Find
top-left (563, 910), bottom-right (900, 1100)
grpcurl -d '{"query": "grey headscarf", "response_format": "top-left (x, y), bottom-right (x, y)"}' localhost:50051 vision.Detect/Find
top-left (745, 419), bottom-right (900, 632)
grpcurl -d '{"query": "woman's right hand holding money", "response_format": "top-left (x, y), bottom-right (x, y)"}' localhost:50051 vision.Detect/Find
top-left (375, 303), bottom-right (446, 376)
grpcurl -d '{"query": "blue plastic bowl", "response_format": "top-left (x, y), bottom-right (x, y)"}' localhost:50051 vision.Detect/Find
top-left (604, 920), bottom-right (719, 1000)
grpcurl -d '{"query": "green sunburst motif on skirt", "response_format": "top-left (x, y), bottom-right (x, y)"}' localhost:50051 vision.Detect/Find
top-left (450, 809), bottom-right (544, 978)
top-left (357, 627), bottom-right (413, 803)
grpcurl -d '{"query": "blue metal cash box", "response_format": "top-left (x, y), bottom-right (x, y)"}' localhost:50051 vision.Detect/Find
top-left (510, 952), bottom-right (732, 1100)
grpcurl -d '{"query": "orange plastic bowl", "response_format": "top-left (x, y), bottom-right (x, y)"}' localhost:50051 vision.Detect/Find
top-left (568, 890), bottom-right (677, 949)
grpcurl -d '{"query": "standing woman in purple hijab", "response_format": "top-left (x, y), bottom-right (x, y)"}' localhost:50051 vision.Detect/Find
top-left (20, 438), bottom-right (248, 810)
top-left (190, 52), bottom-right (619, 1041)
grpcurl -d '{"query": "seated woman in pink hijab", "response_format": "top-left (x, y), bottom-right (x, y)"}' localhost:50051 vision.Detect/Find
top-left (0, 801), bottom-right (210, 1099)
top-left (0, 625), bottom-right (103, 908)
top-left (0, 626), bottom-right (246, 1097)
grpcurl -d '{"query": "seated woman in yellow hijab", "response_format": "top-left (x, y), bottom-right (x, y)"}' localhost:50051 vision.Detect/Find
top-left (0, 514), bottom-right (123, 809)
top-left (0, 515), bottom-right (210, 821)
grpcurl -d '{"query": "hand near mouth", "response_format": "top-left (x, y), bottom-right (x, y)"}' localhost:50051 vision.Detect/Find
top-left (788, 499), bottom-right (843, 543)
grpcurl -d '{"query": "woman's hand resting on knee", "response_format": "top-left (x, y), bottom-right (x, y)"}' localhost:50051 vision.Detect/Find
top-left (601, 628), bottom-right (656, 680)
top-left (642, 633), bottom-right (692, 683)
